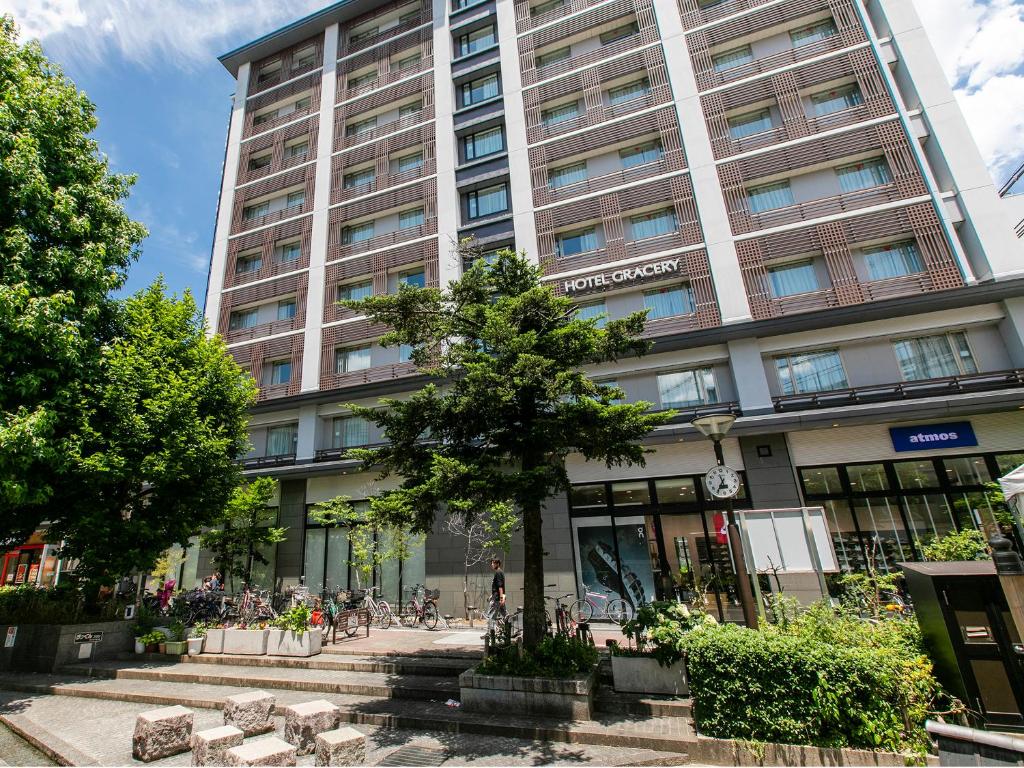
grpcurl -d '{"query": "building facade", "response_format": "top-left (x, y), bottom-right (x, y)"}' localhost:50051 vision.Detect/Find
top-left (203, 0), bottom-right (1024, 620)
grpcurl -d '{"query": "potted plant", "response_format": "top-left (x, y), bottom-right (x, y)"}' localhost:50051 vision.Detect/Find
top-left (140, 630), bottom-right (166, 654)
top-left (164, 621), bottom-right (188, 655)
top-left (267, 604), bottom-right (322, 657)
top-left (187, 622), bottom-right (207, 656)
top-left (610, 601), bottom-right (712, 696)
top-left (223, 622), bottom-right (269, 655)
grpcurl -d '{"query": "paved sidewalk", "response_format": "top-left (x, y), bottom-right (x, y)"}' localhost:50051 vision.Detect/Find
top-left (321, 626), bottom-right (625, 657)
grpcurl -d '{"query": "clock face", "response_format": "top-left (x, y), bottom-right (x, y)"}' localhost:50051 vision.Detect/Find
top-left (705, 465), bottom-right (741, 499)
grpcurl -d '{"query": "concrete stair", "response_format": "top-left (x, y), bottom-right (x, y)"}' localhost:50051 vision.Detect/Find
top-left (180, 652), bottom-right (473, 677)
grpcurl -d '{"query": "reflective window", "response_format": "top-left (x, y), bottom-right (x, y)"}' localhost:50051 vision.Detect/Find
top-left (556, 228), bottom-right (598, 257)
top-left (996, 453), bottom-right (1024, 475)
top-left (837, 157), bottom-right (892, 193)
top-left (894, 460), bottom-right (940, 490)
top-left (863, 241), bottom-right (923, 280)
top-left (399, 269), bottom-right (426, 288)
top-left (727, 109), bottom-right (773, 139)
top-left (657, 368), bottom-right (718, 408)
top-left (269, 360), bottom-right (291, 385)
top-left (466, 184), bottom-right (509, 219)
top-left (463, 126), bottom-right (504, 160)
top-left (336, 345), bottom-right (372, 374)
top-left (654, 477), bottom-right (698, 505)
top-left (461, 73), bottom-right (499, 106)
top-left (267, 425), bottom-right (297, 456)
top-left (229, 308), bottom-right (258, 331)
top-left (344, 167), bottom-right (376, 189)
top-left (332, 416), bottom-right (370, 448)
top-left (611, 481), bottom-right (651, 506)
top-left (630, 209), bottom-right (676, 240)
top-left (800, 466), bottom-right (843, 496)
top-left (337, 280), bottom-right (372, 302)
top-left (235, 252), bottom-right (262, 274)
top-left (790, 18), bottom-right (837, 46)
top-left (893, 332), bottom-right (977, 380)
top-left (608, 78), bottom-right (650, 106)
top-left (541, 101), bottom-right (579, 126)
top-left (847, 463), bottom-right (889, 492)
top-left (712, 45), bottom-right (753, 72)
top-left (619, 141), bottom-right (662, 169)
top-left (599, 21), bottom-right (639, 44)
top-left (277, 241), bottom-right (301, 263)
top-left (549, 162), bottom-right (588, 189)
top-left (774, 350), bottom-right (848, 394)
top-left (571, 484), bottom-right (607, 508)
top-left (811, 83), bottom-right (863, 116)
top-left (768, 261), bottom-right (818, 297)
top-left (341, 221), bottom-right (374, 244)
top-left (747, 180), bottom-right (794, 213)
top-left (276, 299), bottom-right (296, 320)
top-left (643, 284), bottom-right (694, 319)
top-left (575, 300), bottom-right (606, 328)
top-left (400, 208), bottom-right (425, 229)
top-left (457, 25), bottom-right (496, 57)
top-left (942, 456), bottom-right (990, 487)
top-left (536, 46), bottom-right (571, 69)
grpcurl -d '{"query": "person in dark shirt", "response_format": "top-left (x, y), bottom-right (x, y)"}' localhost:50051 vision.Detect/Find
top-left (487, 558), bottom-right (506, 632)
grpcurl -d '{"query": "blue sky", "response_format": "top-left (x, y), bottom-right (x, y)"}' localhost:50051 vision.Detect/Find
top-left (4, 0), bottom-right (1023, 305)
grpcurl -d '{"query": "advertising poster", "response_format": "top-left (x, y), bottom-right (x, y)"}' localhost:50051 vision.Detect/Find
top-left (575, 523), bottom-right (657, 611)
top-left (14, 564), bottom-right (27, 584)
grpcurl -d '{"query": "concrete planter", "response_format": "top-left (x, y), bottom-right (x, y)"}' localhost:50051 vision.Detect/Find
top-left (459, 666), bottom-right (597, 719)
top-left (187, 637), bottom-right (204, 656)
top-left (203, 628), bottom-right (225, 654)
top-left (266, 628), bottom-right (322, 657)
top-left (164, 640), bottom-right (188, 655)
top-left (611, 655), bottom-right (688, 696)
top-left (222, 629), bottom-right (268, 656)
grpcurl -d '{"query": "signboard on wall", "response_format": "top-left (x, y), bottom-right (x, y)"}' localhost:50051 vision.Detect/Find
top-left (739, 507), bottom-right (838, 573)
top-left (562, 258), bottom-right (680, 294)
top-left (890, 421), bottom-right (977, 452)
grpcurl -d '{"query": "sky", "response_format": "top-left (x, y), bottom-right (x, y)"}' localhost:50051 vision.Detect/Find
top-left (3, 0), bottom-right (1023, 304)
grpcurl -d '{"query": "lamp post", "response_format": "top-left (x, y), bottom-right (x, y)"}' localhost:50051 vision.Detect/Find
top-left (691, 414), bottom-right (759, 629)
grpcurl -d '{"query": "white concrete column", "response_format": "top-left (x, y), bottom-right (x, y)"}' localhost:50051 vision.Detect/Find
top-left (205, 63), bottom-right (250, 332)
top-left (496, 0), bottom-right (538, 264)
top-left (651, 0), bottom-right (752, 325)
top-left (726, 338), bottom-right (774, 415)
top-left (433, 0), bottom-right (460, 281)
top-left (295, 404), bottom-right (320, 460)
top-left (301, 24), bottom-right (340, 393)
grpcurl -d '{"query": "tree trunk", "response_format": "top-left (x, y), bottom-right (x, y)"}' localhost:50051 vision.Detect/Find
top-left (463, 560), bottom-right (470, 621)
top-left (521, 498), bottom-right (546, 649)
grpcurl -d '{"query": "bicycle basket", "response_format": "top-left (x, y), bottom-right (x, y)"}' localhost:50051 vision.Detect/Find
top-left (425, 588), bottom-right (440, 601)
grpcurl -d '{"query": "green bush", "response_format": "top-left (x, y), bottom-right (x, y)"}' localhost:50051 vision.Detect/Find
top-left (616, 600), bottom-right (714, 667)
top-left (683, 604), bottom-right (943, 754)
top-left (139, 630), bottom-right (167, 646)
top-left (0, 584), bottom-right (126, 625)
top-left (923, 528), bottom-right (989, 562)
top-left (272, 604), bottom-right (311, 635)
top-left (477, 635), bottom-right (598, 679)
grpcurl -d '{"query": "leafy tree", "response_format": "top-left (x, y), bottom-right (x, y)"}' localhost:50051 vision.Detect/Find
top-left (0, 17), bottom-right (147, 541)
top-left (445, 503), bottom-right (518, 620)
top-left (200, 477), bottom-right (286, 589)
top-left (923, 528), bottom-right (989, 562)
top-left (49, 282), bottom-right (257, 583)
top-left (343, 243), bottom-right (672, 647)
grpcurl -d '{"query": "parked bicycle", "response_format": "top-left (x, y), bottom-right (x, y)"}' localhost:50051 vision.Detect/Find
top-left (229, 583), bottom-right (277, 625)
top-left (545, 592), bottom-right (578, 638)
top-left (358, 585), bottom-right (395, 630)
top-left (570, 583), bottom-right (633, 624)
top-left (400, 584), bottom-right (439, 630)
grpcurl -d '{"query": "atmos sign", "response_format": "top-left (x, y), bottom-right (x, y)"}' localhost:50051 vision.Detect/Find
top-left (889, 421), bottom-right (977, 452)
top-left (563, 258), bottom-right (680, 294)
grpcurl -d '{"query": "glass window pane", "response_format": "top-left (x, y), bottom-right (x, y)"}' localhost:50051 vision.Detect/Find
top-left (903, 494), bottom-right (958, 551)
top-left (325, 528), bottom-right (350, 593)
top-left (727, 109), bottom-right (772, 139)
top-left (847, 463), bottom-right (889, 492)
top-left (549, 162), bottom-right (588, 189)
top-left (463, 74), bottom-right (498, 104)
top-left (599, 21), bottom-right (639, 44)
top-left (619, 141), bottom-right (662, 169)
top-left (630, 209), bottom-right (676, 240)
top-left (654, 478), bottom-right (698, 505)
top-left (801, 466), bottom-right (843, 496)
top-left (338, 280), bottom-right (373, 302)
top-left (400, 208), bottom-right (425, 228)
top-left (465, 126), bottom-right (503, 159)
top-left (556, 228), bottom-right (597, 257)
top-left (542, 101), bottom-right (579, 126)
top-left (536, 46), bottom-right (571, 68)
top-left (775, 350), bottom-right (847, 394)
top-left (657, 369), bottom-right (718, 408)
top-left (611, 481), bottom-right (651, 506)
top-left (458, 25), bottom-right (495, 56)
top-left (852, 496), bottom-right (910, 573)
top-left (396, 152), bottom-right (423, 172)
top-left (468, 184), bottom-right (508, 218)
top-left (894, 334), bottom-right (972, 380)
top-left (608, 78), bottom-right (650, 106)
top-left (837, 157), bottom-right (892, 193)
top-left (768, 261), bottom-right (818, 297)
top-left (996, 453), bottom-right (1024, 476)
top-left (864, 241), bottom-right (923, 280)
top-left (571, 484), bottom-right (606, 508)
top-left (267, 425), bottom-right (296, 455)
top-left (644, 284), bottom-right (693, 319)
top-left (895, 460), bottom-right (940, 490)
top-left (823, 499), bottom-right (861, 573)
top-left (575, 300), bottom-right (606, 327)
top-left (747, 181), bottom-right (794, 213)
top-left (790, 18), bottom-right (837, 46)
top-left (399, 269), bottom-right (425, 288)
top-left (270, 360), bottom-right (291, 385)
top-left (712, 45), bottom-right (753, 72)
top-left (336, 345), bottom-right (372, 373)
top-left (811, 83), bottom-right (863, 116)
top-left (942, 456), bottom-right (990, 486)
top-left (303, 528), bottom-right (326, 593)
top-left (332, 416), bottom-right (370, 448)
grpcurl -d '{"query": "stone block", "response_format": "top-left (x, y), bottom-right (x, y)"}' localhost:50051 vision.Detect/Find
top-left (283, 700), bottom-right (341, 755)
top-left (224, 690), bottom-right (276, 736)
top-left (266, 628), bottom-right (322, 657)
top-left (224, 737), bottom-right (297, 767)
top-left (315, 727), bottom-right (366, 766)
top-left (132, 705), bottom-right (194, 763)
top-left (191, 725), bottom-right (243, 766)
top-left (223, 628), bottom-right (268, 655)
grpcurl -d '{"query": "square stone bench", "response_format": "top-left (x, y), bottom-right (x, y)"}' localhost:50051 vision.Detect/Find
top-left (191, 725), bottom-right (244, 766)
top-left (283, 700), bottom-right (340, 755)
top-left (132, 705), bottom-right (194, 763)
top-left (224, 736), bottom-right (297, 767)
top-left (224, 690), bottom-right (276, 736)
top-left (315, 727), bottom-right (366, 766)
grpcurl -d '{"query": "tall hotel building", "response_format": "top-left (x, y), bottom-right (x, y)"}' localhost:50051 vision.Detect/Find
top-left (204, 0), bottom-right (1024, 619)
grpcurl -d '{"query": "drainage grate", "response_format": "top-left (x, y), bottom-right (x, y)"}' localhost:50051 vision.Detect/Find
top-left (378, 745), bottom-right (448, 767)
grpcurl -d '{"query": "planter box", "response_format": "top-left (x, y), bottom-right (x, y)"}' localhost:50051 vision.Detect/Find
top-left (164, 641), bottom-right (188, 655)
top-left (203, 628), bottom-right (225, 654)
top-left (459, 666), bottom-right (596, 719)
top-left (187, 637), bottom-right (204, 656)
top-left (222, 629), bottom-right (268, 656)
top-left (267, 629), bottom-right (322, 657)
top-left (611, 655), bottom-right (688, 696)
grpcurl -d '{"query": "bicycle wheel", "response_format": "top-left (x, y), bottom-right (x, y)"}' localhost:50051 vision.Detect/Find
top-left (376, 604), bottom-right (393, 630)
top-left (567, 599), bottom-right (593, 623)
top-left (342, 611), bottom-right (360, 638)
top-left (402, 601), bottom-right (419, 627)
top-left (605, 599), bottom-right (633, 624)
top-left (422, 602), bottom-right (439, 630)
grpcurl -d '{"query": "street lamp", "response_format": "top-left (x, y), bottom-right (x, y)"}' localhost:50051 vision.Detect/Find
top-left (691, 414), bottom-right (759, 629)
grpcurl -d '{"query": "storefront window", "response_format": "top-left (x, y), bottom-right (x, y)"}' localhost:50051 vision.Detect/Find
top-left (821, 499), bottom-right (861, 572)
top-left (570, 484), bottom-right (606, 509)
top-left (943, 456), bottom-right (990, 487)
top-left (894, 459), bottom-right (940, 490)
top-left (903, 494), bottom-right (958, 549)
top-left (852, 497), bottom-right (911, 571)
top-left (995, 453), bottom-right (1024, 476)
top-left (611, 481), bottom-right (651, 507)
top-left (801, 466), bottom-right (842, 496)
top-left (654, 477), bottom-right (698, 505)
top-left (847, 463), bottom-right (889, 492)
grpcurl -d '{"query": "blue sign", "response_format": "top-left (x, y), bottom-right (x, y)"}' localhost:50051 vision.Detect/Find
top-left (889, 422), bottom-right (977, 452)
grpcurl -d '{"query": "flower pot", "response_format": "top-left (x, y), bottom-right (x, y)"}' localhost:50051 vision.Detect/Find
top-left (164, 640), bottom-right (188, 656)
top-left (134, 639), bottom-right (146, 654)
top-left (158, 643), bottom-right (167, 654)
top-left (266, 628), bottom-right (322, 657)
top-left (611, 655), bottom-right (687, 696)
top-left (222, 628), bottom-right (268, 655)
top-left (187, 637), bottom-right (205, 656)
top-left (145, 643), bottom-right (160, 653)
top-left (203, 628), bottom-right (225, 654)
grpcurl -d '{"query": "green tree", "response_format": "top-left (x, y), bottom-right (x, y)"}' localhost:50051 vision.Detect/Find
top-left (0, 17), bottom-right (147, 541)
top-left (200, 477), bottom-right (286, 589)
top-left (48, 282), bottom-right (257, 583)
top-left (343, 243), bottom-right (672, 648)
top-left (923, 528), bottom-right (990, 562)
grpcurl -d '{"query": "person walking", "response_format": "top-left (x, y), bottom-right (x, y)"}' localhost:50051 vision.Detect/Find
top-left (486, 558), bottom-right (506, 633)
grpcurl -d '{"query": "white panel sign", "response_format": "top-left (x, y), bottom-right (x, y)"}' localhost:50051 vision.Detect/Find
top-left (740, 507), bottom-right (838, 573)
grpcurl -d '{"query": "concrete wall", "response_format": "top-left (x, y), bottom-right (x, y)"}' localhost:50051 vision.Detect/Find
top-left (275, 479), bottom-right (308, 588)
top-left (0, 620), bottom-right (134, 673)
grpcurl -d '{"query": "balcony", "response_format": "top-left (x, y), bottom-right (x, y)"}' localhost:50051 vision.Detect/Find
top-left (655, 401), bottom-right (742, 424)
top-left (772, 369), bottom-right (1024, 412)
top-left (314, 442), bottom-right (389, 462)
top-left (340, 9), bottom-right (431, 58)
top-left (319, 361), bottom-right (418, 394)
top-left (544, 157), bottom-right (670, 204)
top-left (240, 454), bottom-right (296, 469)
top-left (734, 183), bottom-right (908, 235)
top-left (532, 30), bottom-right (648, 84)
top-left (334, 164), bottom-right (434, 204)
top-left (696, 34), bottom-right (854, 93)
top-left (533, 90), bottom-right (661, 143)
top-left (677, 0), bottom-right (776, 30)
top-left (336, 108), bottom-right (434, 151)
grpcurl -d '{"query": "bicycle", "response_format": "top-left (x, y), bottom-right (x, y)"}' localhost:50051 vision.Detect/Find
top-left (400, 584), bottom-right (439, 630)
top-left (231, 583), bottom-right (277, 625)
top-left (569, 584), bottom-right (633, 624)
top-left (545, 592), bottom-right (577, 638)
top-left (358, 585), bottom-right (395, 630)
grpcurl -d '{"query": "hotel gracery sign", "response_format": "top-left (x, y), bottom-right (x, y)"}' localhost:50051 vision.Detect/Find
top-left (562, 258), bottom-right (680, 294)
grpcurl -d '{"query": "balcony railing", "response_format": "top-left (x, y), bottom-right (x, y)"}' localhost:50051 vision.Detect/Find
top-left (338, 108), bottom-right (434, 151)
top-left (334, 163), bottom-right (433, 204)
top-left (544, 157), bottom-right (668, 203)
top-left (772, 369), bottom-right (1024, 412)
top-left (860, 271), bottom-right (931, 301)
top-left (740, 183), bottom-right (904, 234)
top-left (331, 220), bottom-right (435, 260)
top-left (314, 442), bottom-right (389, 462)
top-left (656, 401), bottom-right (742, 423)
top-left (533, 31), bottom-right (645, 83)
top-left (770, 287), bottom-right (839, 315)
top-left (338, 57), bottom-right (433, 102)
top-left (234, 201), bottom-right (307, 235)
top-left (240, 453), bottom-right (296, 469)
top-left (534, 91), bottom-right (661, 142)
top-left (700, 35), bottom-right (849, 91)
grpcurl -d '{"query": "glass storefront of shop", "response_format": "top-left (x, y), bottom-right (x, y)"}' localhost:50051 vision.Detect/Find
top-left (569, 474), bottom-right (752, 623)
top-left (799, 451), bottom-right (1023, 574)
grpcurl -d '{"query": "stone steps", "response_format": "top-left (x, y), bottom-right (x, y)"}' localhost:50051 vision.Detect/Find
top-left (181, 652), bottom-right (473, 677)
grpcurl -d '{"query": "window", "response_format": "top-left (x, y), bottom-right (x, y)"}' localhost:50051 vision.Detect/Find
top-left (768, 261), bottom-right (818, 297)
top-left (399, 8), bottom-right (420, 23)
top-left (467, 184), bottom-right (509, 218)
top-left (893, 332), bottom-right (977, 381)
top-left (252, 110), bottom-right (274, 127)
top-left (463, 126), bottom-right (504, 159)
top-left (643, 284), bottom-right (694, 319)
top-left (541, 101), bottom-right (579, 126)
top-left (293, 96), bottom-right (312, 111)
top-left (399, 344), bottom-right (414, 362)
top-left (400, 208), bottom-right (425, 228)
top-left (619, 141), bottom-right (662, 168)
top-left (229, 308), bottom-right (259, 331)
top-left (608, 78), bottom-right (650, 106)
top-left (531, 0), bottom-right (562, 16)
top-left (248, 153), bottom-right (272, 171)
top-left (286, 190), bottom-right (305, 208)
top-left (599, 21), bottom-right (639, 45)
top-left (536, 46), bottom-right (571, 69)
top-left (811, 84), bottom-right (863, 116)
top-left (396, 152), bottom-right (423, 173)
top-left (548, 162), bottom-right (587, 189)
top-left (257, 61), bottom-right (281, 84)
top-left (343, 167), bottom-right (376, 188)
top-left (747, 180), bottom-right (794, 213)
top-left (399, 269), bottom-right (426, 288)
top-left (392, 52), bottom-right (422, 71)
top-left (863, 241), bottom-right (924, 280)
top-left (790, 18), bottom-right (837, 47)
top-left (286, 141), bottom-right (309, 160)
top-left (235, 252), bottom-right (262, 274)
top-left (341, 221), bottom-right (375, 244)
top-left (266, 424), bottom-right (297, 456)
top-left (332, 416), bottom-right (370, 448)
top-left (277, 241), bottom-right (301, 263)
top-left (657, 368), bottom-right (718, 408)
top-left (556, 228), bottom-right (597, 257)
top-left (243, 201), bottom-right (269, 221)
top-left (458, 26), bottom-right (496, 57)
top-left (346, 116), bottom-right (377, 137)
top-left (712, 45), bottom-right (753, 72)
top-left (727, 109), bottom-right (773, 139)
top-left (336, 345), bottom-right (372, 373)
top-left (630, 208), bottom-right (676, 240)
top-left (836, 157), bottom-right (892, 193)
top-left (774, 350), bottom-right (848, 394)
top-left (399, 100), bottom-right (423, 118)
top-left (269, 360), bottom-right (292, 385)
top-left (575, 300), bottom-right (606, 327)
top-left (277, 299), bottom-right (296, 320)
top-left (350, 25), bottom-right (379, 44)
top-left (338, 280), bottom-right (373, 302)
top-left (293, 46), bottom-right (317, 69)
top-left (348, 71), bottom-right (377, 89)
top-left (461, 73), bottom-right (499, 105)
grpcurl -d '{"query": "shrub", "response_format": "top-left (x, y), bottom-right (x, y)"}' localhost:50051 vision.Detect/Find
top-left (272, 604), bottom-right (312, 635)
top-left (476, 635), bottom-right (598, 679)
top-left (0, 584), bottom-right (126, 625)
top-left (923, 529), bottom-right (989, 562)
top-left (616, 600), bottom-right (715, 667)
top-left (139, 630), bottom-right (167, 646)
